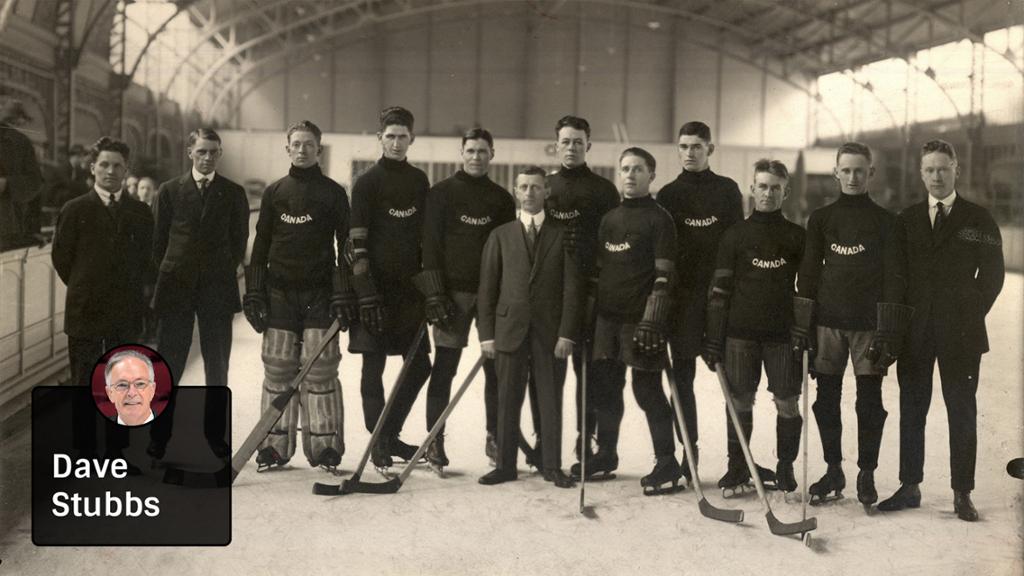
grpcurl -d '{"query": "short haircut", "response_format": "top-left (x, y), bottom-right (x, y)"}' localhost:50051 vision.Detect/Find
top-left (461, 127), bottom-right (494, 149)
top-left (678, 121), bottom-right (712, 142)
top-left (555, 115), bottom-right (591, 139)
top-left (920, 139), bottom-right (957, 162)
top-left (104, 350), bottom-right (155, 386)
top-left (89, 137), bottom-right (131, 164)
top-left (620, 147), bottom-right (656, 172)
top-left (835, 141), bottom-right (872, 164)
top-left (187, 128), bottom-right (222, 148)
top-left (379, 106), bottom-right (414, 132)
top-left (753, 158), bottom-right (790, 181)
top-left (515, 165), bottom-right (547, 180)
top-left (286, 120), bottom-right (323, 144)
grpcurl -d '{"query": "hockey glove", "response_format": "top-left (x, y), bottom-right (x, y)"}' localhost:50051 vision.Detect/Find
top-left (701, 293), bottom-right (730, 372)
top-left (866, 302), bottom-right (914, 371)
top-left (350, 273), bottom-right (387, 337)
top-left (633, 291), bottom-right (671, 356)
top-left (412, 269), bottom-right (454, 328)
top-left (791, 296), bottom-right (816, 357)
top-left (243, 265), bottom-right (269, 334)
top-left (330, 267), bottom-right (360, 331)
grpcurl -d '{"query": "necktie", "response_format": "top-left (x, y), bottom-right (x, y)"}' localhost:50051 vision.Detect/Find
top-left (199, 178), bottom-right (209, 199)
top-left (527, 218), bottom-right (538, 254)
top-left (933, 201), bottom-right (946, 234)
top-left (107, 192), bottom-right (119, 217)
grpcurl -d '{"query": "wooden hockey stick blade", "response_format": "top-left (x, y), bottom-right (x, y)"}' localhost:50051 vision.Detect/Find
top-left (231, 319), bottom-right (342, 482)
top-left (767, 510), bottom-right (817, 537)
top-left (699, 497), bottom-right (745, 523)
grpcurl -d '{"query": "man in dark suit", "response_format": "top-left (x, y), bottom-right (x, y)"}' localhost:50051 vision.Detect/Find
top-left (877, 139), bottom-right (1005, 521)
top-left (152, 128), bottom-right (249, 388)
top-left (477, 165), bottom-right (580, 488)
top-left (52, 136), bottom-right (154, 387)
top-left (150, 128), bottom-right (248, 457)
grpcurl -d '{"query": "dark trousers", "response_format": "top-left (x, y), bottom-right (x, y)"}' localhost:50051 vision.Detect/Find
top-left (896, 343), bottom-right (980, 491)
top-left (359, 337), bottom-right (432, 437)
top-left (589, 359), bottom-right (627, 452)
top-left (554, 347), bottom-right (598, 446)
top-left (426, 346), bottom-right (497, 433)
top-left (812, 373), bottom-right (887, 470)
top-left (157, 306), bottom-right (233, 387)
top-left (631, 368), bottom-right (676, 457)
top-left (495, 334), bottom-right (566, 471)
top-left (667, 350), bottom-right (699, 450)
top-left (67, 334), bottom-right (129, 454)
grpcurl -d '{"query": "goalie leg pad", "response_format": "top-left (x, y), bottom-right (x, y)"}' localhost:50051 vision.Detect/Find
top-left (260, 328), bottom-right (301, 461)
top-left (299, 328), bottom-right (345, 466)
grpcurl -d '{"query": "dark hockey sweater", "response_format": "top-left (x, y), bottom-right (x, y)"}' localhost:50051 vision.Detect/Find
top-left (350, 156), bottom-right (429, 284)
top-left (714, 210), bottom-right (805, 342)
top-left (421, 170), bottom-right (515, 293)
top-left (656, 169), bottom-right (743, 295)
top-left (546, 163), bottom-right (620, 280)
top-left (250, 164), bottom-right (349, 289)
top-left (597, 195), bottom-right (677, 324)
top-left (797, 192), bottom-right (898, 330)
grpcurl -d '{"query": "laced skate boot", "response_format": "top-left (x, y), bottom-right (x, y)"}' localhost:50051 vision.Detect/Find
top-left (641, 455), bottom-right (684, 496)
top-left (718, 458), bottom-right (752, 498)
top-left (809, 463), bottom-right (845, 505)
top-left (571, 448), bottom-right (618, 481)
top-left (371, 437), bottom-right (394, 474)
top-left (775, 461), bottom-right (797, 493)
top-left (311, 447), bottom-right (341, 474)
top-left (426, 434), bottom-right (450, 478)
top-left (389, 436), bottom-right (421, 463)
top-left (255, 446), bottom-right (289, 472)
top-left (857, 469), bottom-right (878, 508)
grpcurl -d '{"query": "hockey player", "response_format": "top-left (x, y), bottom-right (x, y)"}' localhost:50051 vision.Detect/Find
top-left (702, 159), bottom-right (805, 496)
top-left (792, 142), bottom-right (904, 506)
top-left (415, 128), bottom-right (515, 474)
top-left (242, 120), bottom-right (355, 472)
top-left (656, 121), bottom-right (743, 482)
top-left (346, 107), bottom-right (432, 471)
top-left (593, 147), bottom-right (680, 495)
top-left (546, 115), bottom-right (622, 478)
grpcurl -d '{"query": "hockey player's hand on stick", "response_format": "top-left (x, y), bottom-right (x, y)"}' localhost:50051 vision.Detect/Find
top-left (866, 303), bottom-right (913, 372)
top-left (359, 297), bottom-right (388, 336)
top-left (865, 339), bottom-right (896, 371)
top-left (633, 324), bottom-right (667, 355)
top-left (481, 340), bottom-right (496, 359)
top-left (554, 338), bottom-right (574, 360)
top-left (700, 342), bottom-right (722, 372)
top-left (242, 294), bottom-right (268, 333)
top-left (424, 294), bottom-right (454, 329)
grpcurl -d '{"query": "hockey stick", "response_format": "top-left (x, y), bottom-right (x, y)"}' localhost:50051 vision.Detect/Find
top-left (715, 362), bottom-right (817, 538)
top-left (799, 351), bottom-right (813, 546)
top-left (579, 345), bottom-right (589, 515)
top-left (665, 358), bottom-right (743, 524)
top-left (314, 356), bottom-right (485, 495)
top-left (312, 321), bottom-right (427, 495)
top-left (231, 318), bottom-right (342, 483)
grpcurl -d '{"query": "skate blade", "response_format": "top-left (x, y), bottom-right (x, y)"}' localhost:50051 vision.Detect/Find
top-left (374, 466), bottom-right (395, 479)
top-left (256, 462), bottom-right (288, 473)
top-left (721, 484), bottom-right (755, 499)
top-left (808, 491), bottom-right (844, 506)
top-left (428, 462), bottom-right (446, 478)
top-left (643, 482), bottom-right (685, 496)
top-left (571, 471), bottom-right (617, 482)
top-left (318, 465), bottom-right (341, 476)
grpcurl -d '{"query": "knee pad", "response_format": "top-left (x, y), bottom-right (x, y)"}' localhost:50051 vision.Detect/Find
top-left (299, 328), bottom-right (344, 465)
top-left (733, 391), bottom-right (756, 412)
top-left (773, 395), bottom-right (800, 419)
top-left (260, 329), bottom-right (301, 460)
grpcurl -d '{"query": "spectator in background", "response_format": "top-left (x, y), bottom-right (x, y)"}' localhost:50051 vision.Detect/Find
top-left (125, 174), bottom-right (139, 201)
top-left (137, 176), bottom-right (158, 206)
top-left (0, 99), bottom-right (43, 251)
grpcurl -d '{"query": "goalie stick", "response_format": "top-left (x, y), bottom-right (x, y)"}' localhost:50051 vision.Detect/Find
top-left (665, 358), bottom-right (743, 524)
top-left (716, 362), bottom-right (817, 538)
top-left (230, 318), bottom-right (342, 482)
top-left (313, 356), bottom-right (485, 496)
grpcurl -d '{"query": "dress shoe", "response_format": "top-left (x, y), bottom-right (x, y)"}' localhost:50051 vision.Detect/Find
top-left (877, 483), bottom-right (921, 512)
top-left (543, 468), bottom-right (576, 488)
top-left (478, 468), bottom-right (517, 485)
top-left (953, 490), bottom-right (978, 522)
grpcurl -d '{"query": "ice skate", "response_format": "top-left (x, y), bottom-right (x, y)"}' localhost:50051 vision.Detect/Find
top-left (857, 469), bottom-right (878, 510)
top-left (809, 463), bottom-right (845, 505)
top-left (775, 461), bottom-right (797, 493)
top-left (641, 455), bottom-right (684, 496)
top-left (371, 437), bottom-right (394, 476)
top-left (756, 464), bottom-right (778, 490)
top-left (570, 449), bottom-right (618, 481)
top-left (389, 436), bottom-right (423, 464)
top-left (426, 434), bottom-right (450, 478)
top-left (255, 446), bottom-right (289, 472)
top-left (718, 460), bottom-right (753, 498)
top-left (310, 447), bottom-right (341, 475)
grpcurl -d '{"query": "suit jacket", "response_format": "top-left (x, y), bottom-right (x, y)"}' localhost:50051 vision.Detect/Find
top-left (478, 218), bottom-right (580, 353)
top-left (52, 190), bottom-right (154, 339)
top-left (151, 172), bottom-right (249, 314)
top-left (895, 196), bottom-right (1004, 357)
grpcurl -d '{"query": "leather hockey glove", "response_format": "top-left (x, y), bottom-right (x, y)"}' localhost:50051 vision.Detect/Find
top-left (701, 294), bottom-right (729, 372)
top-left (351, 273), bottom-right (387, 336)
top-left (242, 265), bottom-right (269, 334)
top-left (791, 296), bottom-right (816, 356)
top-left (633, 291), bottom-right (671, 356)
top-left (866, 302), bottom-right (914, 371)
top-left (330, 267), bottom-right (360, 331)
top-left (412, 269), bottom-right (454, 329)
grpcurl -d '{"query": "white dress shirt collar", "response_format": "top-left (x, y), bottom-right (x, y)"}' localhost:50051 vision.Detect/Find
top-left (193, 167), bottom-right (216, 186)
top-left (117, 411), bottom-right (155, 425)
top-left (519, 209), bottom-right (545, 230)
top-left (94, 185), bottom-right (121, 206)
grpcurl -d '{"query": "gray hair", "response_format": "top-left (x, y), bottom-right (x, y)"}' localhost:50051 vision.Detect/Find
top-left (104, 350), bottom-right (155, 387)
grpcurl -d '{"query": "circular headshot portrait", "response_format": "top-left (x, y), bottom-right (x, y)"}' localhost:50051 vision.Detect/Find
top-left (91, 344), bottom-right (173, 426)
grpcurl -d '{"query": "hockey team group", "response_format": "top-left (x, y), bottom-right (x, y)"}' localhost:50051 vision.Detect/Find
top-left (52, 106), bottom-right (1006, 527)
